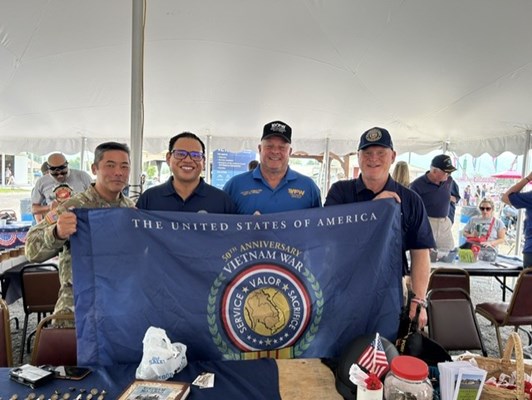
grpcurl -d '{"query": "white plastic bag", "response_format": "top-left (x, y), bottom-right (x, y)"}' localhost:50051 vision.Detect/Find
top-left (135, 326), bottom-right (188, 381)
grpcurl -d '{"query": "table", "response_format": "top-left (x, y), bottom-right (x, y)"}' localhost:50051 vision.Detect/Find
top-left (432, 254), bottom-right (523, 301)
top-left (0, 359), bottom-right (341, 399)
top-left (0, 255), bottom-right (29, 304)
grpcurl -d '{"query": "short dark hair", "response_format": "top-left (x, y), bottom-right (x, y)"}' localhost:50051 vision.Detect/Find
top-left (248, 160), bottom-right (259, 170)
top-left (168, 132), bottom-right (205, 154)
top-left (93, 142), bottom-right (130, 164)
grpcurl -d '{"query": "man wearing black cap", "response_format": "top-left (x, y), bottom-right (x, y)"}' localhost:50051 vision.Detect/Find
top-left (325, 127), bottom-right (434, 329)
top-left (410, 154), bottom-right (458, 251)
top-left (223, 120), bottom-right (321, 214)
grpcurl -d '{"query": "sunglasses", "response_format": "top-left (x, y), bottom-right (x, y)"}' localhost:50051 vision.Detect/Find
top-left (479, 207), bottom-right (492, 211)
top-left (171, 149), bottom-right (204, 161)
top-left (48, 163), bottom-right (68, 173)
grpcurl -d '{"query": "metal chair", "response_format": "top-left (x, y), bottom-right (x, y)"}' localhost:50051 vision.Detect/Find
top-left (0, 298), bottom-right (13, 367)
top-left (427, 267), bottom-right (470, 299)
top-left (427, 287), bottom-right (487, 356)
top-left (19, 263), bottom-right (60, 363)
top-left (475, 267), bottom-right (532, 356)
top-left (30, 313), bottom-right (76, 366)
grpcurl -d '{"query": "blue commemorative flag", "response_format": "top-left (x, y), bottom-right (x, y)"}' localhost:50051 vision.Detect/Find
top-left (71, 199), bottom-right (403, 366)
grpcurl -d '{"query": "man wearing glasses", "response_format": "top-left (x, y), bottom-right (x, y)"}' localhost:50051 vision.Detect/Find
top-left (136, 132), bottom-right (235, 213)
top-left (31, 153), bottom-right (92, 222)
top-left (410, 154), bottom-right (458, 252)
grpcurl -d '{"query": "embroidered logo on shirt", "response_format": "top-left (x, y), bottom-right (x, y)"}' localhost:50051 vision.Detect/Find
top-left (288, 188), bottom-right (305, 199)
top-left (241, 189), bottom-right (263, 196)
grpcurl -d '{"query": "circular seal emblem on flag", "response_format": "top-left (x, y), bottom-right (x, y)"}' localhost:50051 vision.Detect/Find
top-left (221, 264), bottom-right (311, 351)
top-left (208, 260), bottom-right (323, 359)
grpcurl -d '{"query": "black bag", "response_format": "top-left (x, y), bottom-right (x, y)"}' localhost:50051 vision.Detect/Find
top-left (396, 303), bottom-right (452, 366)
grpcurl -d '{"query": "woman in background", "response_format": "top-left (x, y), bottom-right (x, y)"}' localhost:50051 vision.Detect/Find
top-left (463, 198), bottom-right (506, 249)
top-left (392, 161), bottom-right (410, 187)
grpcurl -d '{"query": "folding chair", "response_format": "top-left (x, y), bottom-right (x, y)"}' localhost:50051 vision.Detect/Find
top-left (30, 313), bottom-right (76, 366)
top-left (0, 299), bottom-right (13, 367)
top-left (476, 267), bottom-right (532, 356)
top-left (19, 263), bottom-right (60, 363)
top-left (427, 267), bottom-right (470, 299)
top-left (427, 288), bottom-right (487, 356)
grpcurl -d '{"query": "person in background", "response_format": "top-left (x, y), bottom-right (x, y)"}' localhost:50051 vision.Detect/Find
top-left (463, 185), bottom-right (471, 206)
top-left (501, 203), bottom-right (518, 230)
top-left (40, 161), bottom-right (49, 176)
top-left (5, 164), bottom-right (15, 185)
top-left (463, 198), bottom-right (506, 249)
top-left (392, 161), bottom-right (410, 187)
top-left (31, 153), bottom-right (92, 222)
top-left (25, 142), bottom-right (135, 320)
top-left (248, 160), bottom-right (259, 171)
top-left (502, 173), bottom-right (532, 267)
top-left (223, 120), bottom-right (321, 214)
top-left (410, 154), bottom-right (457, 251)
top-left (136, 132), bottom-right (235, 213)
top-left (325, 127), bottom-right (434, 329)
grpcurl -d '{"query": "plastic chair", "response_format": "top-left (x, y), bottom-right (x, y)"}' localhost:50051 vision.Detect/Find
top-left (475, 267), bottom-right (532, 356)
top-left (427, 267), bottom-right (470, 299)
top-left (19, 263), bottom-right (60, 363)
top-left (30, 313), bottom-right (76, 366)
top-left (0, 299), bottom-right (13, 367)
top-left (427, 288), bottom-right (487, 356)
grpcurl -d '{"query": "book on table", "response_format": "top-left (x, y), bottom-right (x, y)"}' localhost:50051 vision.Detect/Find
top-left (118, 379), bottom-right (191, 400)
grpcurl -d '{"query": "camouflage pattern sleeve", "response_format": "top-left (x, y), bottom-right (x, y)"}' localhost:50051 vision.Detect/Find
top-left (24, 206), bottom-right (68, 263)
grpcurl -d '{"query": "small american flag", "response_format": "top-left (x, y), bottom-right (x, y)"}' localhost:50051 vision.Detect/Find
top-left (357, 333), bottom-right (389, 378)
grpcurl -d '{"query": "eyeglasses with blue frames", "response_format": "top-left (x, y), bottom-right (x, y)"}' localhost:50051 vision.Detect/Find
top-left (171, 149), bottom-right (204, 161)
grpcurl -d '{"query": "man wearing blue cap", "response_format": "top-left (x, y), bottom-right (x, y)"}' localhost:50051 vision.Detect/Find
top-left (223, 120), bottom-right (321, 214)
top-left (410, 154), bottom-right (458, 251)
top-left (325, 127), bottom-right (434, 328)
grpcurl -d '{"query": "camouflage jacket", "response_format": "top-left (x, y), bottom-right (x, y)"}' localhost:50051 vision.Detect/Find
top-left (25, 184), bottom-right (135, 315)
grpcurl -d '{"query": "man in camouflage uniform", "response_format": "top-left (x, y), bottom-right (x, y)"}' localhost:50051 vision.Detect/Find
top-left (25, 142), bottom-right (135, 321)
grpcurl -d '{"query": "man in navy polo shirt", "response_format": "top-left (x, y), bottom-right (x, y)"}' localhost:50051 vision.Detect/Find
top-left (223, 121), bottom-right (322, 214)
top-left (410, 154), bottom-right (458, 251)
top-left (137, 132), bottom-right (235, 213)
top-left (324, 127), bottom-right (434, 329)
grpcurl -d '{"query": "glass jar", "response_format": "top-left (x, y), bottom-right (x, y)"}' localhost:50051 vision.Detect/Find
top-left (384, 355), bottom-right (433, 400)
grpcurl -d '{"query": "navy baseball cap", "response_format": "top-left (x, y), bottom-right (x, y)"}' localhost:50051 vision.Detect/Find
top-left (358, 127), bottom-right (394, 150)
top-left (431, 154), bottom-right (457, 173)
top-left (261, 121), bottom-right (292, 143)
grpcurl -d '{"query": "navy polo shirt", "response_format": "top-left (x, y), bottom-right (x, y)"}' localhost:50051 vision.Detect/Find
top-left (508, 191), bottom-right (532, 253)
top-left (325, 175), bottom-right (435, 274)
top-left (223, 166), bottom-right (322, 215)
top-left (409, 173), bottom-right (453, 218)
top-left (136, 177), bottom-right (235, 214)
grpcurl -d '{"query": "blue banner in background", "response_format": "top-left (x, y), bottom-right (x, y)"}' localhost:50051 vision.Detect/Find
top-left (211, 150), bottom-right (256, 188)
top-left (71, 200), bottom-right (403, 366)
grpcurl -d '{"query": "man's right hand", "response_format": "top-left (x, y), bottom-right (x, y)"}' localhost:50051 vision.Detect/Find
top-left (55, 211), bottom-right (77, 240)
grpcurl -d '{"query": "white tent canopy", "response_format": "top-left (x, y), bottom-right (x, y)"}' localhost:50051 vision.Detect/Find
top-left (1, 1), bottom-right (532, 156)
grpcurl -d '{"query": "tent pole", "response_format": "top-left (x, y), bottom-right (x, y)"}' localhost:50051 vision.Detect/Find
top-left (205, 135), bottom-right (212, 184)
top-left (322, 138), bottom-right (330, 197)
top-left (80, 136), bottom-right (86, 172)
top-left (129, 0), bottom-right (145, 200)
